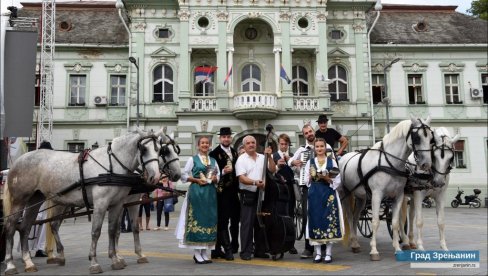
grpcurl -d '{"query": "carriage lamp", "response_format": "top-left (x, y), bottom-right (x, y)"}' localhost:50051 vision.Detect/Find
top-left (129, 56), bottom-right (140, 127)
top-left (383, 57), bottom-right (400, 133)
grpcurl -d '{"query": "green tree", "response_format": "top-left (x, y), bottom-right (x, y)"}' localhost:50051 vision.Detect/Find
top-left (467, 0), bottom-right (488, 20)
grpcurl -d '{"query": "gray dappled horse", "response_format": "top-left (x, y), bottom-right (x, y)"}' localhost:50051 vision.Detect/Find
top-left (339, 116), bottom-right (433, 261)
top-left (400, 127), bottom-right (458, 251)
top-left (3, 129), bottom-right (163, 274)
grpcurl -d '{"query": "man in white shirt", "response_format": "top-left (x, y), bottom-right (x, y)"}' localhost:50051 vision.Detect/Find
top-left (235, 135), bottom-right (276, 261)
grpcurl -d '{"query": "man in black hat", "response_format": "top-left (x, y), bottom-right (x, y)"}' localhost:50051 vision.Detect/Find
top-left (315, 114), bottom-right (348, 157)
top-left (209, 127), bottom-right (240, 260)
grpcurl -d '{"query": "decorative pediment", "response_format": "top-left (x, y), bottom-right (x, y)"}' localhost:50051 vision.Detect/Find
top-left (402, 62), bottom-right (428, 73)
top-left (439, 62), bottom-right (465, 73)
top-left (328, 48), bottom-right (349, 58)
top-left (150, 46), bottom-right (177, 58)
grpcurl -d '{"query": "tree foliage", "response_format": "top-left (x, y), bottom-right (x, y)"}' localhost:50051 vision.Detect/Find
top-left (467, 0), bottom-right (488, 20)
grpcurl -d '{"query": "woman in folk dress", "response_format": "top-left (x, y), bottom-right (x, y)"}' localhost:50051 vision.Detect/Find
top-left (304, 138), bottom-right (344, 263)
top-left (176, 136), bottom-right (220, 264)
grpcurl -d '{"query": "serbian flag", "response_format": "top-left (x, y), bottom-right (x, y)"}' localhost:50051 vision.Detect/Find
top-left (280, 65), bottom-right (291, 84)
top-left (195, 66), bottom-right (218, 83)
top-left (224, 66), bottom-right (232, 86)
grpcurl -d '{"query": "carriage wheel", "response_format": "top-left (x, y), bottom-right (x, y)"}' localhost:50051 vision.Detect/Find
top-left (386, 206), bottom-right (408, 241)
top-left (358, 207), bottom-right (373, 238)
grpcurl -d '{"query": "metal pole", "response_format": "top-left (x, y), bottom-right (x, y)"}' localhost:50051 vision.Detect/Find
top-left (136, 57), bottom-right (139, 127)
top-left (382, 57), bottom-right (400, 134)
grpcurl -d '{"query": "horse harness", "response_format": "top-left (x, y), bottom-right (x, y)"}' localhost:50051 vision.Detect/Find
top-left (341, 121), bottom-right (433, 201)
top-left (404, 134), bottom-right (455, 194)
top-left (159, 134), bottom-right (180, 177)
top-left (56, 135), bottom-right (161, 220)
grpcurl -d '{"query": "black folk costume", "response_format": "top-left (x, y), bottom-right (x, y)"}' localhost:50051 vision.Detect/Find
top-left (209, 144), bottom-right (240, 259)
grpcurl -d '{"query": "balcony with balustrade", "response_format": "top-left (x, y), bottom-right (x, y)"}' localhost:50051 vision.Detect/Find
top-left (231, 92), bottom-right (279, 119)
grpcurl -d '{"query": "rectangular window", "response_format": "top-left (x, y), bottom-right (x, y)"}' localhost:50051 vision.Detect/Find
top-left (69, 75), bottom-right (86, 106)
top-left (453, 140), bottom-right (466, 168)
top-left (110, 75), bottom-right (126, 106)
top-left (408, 74), bottom-right (424, 104)
top-left (445, 74), bottom-right (460, 104)
top-left (158, 28), bottom-right (170, 38)
top-left (372, 74), bottom-right (384, 104)
top-left (67, 142), bottom-right (85, 153)
top-left (35, 74), bottom-right (40, 106)
top-left (482, 73), bottom-right (488, 104)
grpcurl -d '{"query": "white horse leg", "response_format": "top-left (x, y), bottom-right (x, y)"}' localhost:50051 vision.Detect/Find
top-left (407, 196), bottom-right (417, 249)
top-left (129, 204), bottom-right (148, 263)
top-left (399, 197), bottom-right (411, 250)
top-left (351, 196), bottom-right (366, 253)
top-left (369, 192), bottom-right (382, 261)
top-left (89, 208), bottom-right (106, 274)
top-left (435, 193), bottom-right (448, 251)
top-left (390, 193), bottom-right (405, 253)
top-left (20, 197), bottom-right (44, 272)
top-left (4, 202), bottom-right (26, 275)
top-left (414, 191), bottom-right (425, 251)
top-left (46, 206), bottom-right (68, 266)
top-left (108, 206), bottom-right (125, 270)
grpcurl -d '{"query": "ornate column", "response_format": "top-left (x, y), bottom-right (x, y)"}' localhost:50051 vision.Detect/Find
top-left (177, 9), bottom-right (191, 109)
top-left (274, 47), bottom-right (281, 96)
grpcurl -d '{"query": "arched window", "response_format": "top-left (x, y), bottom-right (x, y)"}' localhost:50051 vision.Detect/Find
top-left (194, 65), bottom-right (216, 97)
top-left (153, 64), bottom-right (174, 102)
top-left (291, 65), bottom-right (308, 96)
top-left (241, 64), bottom-right (261, 92)
top-left (328, 65), bottom-right (348, 101)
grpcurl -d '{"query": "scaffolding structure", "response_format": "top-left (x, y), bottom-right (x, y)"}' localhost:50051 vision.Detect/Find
top-left (36, 0), bottom-right (55, 147)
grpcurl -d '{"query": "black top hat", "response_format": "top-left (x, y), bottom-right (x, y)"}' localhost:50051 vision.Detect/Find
top-left (218, 127), bottom-right (232, 135)
top-left (316, 114), bottom-right (329, 123)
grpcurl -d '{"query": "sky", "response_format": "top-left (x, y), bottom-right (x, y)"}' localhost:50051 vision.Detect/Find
top-left (1, 0), bottom-right (474, 14)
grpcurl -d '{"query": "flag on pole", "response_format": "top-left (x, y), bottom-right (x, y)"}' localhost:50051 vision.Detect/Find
top-left (195, 66), bottom-right (218, 83)
top-left (280, 65), bottom-right (291, 84)
top-left (224, 66), bottom-right (232, 86)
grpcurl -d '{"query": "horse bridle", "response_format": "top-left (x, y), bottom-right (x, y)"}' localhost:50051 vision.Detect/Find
top-left (405, 119), bottom-right (434, 163)
top-left (136, 135), bottom-right (161, 173)
top-left (159, 134), bottom-right (180, 176)
top-left (430, 135), bottom-right (455, 176)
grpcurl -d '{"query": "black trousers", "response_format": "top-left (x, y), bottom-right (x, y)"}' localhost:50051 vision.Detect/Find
top-left (214, 189), bottom-right (240, 253)
top-left (239, 190), bottom-right (266, 258)
top-left (120, 207), bottom-right (131, 231)
top-left (155, 200), bottom-right (170, 227)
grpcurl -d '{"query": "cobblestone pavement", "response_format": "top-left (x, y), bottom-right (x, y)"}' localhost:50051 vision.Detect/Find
top-left (2, 207), bottom-right (486, 275)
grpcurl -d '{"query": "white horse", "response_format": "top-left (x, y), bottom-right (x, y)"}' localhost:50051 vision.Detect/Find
top-left (43, 130), bottom-right (182, 270)
top-left (3, 129), bottom-right (163, 275)
top-left (113, 132), bottom-right (182, 265)
top-left (400, 127), bottom-right (458, 251)
top-left (339, 116), bottom-right (433, 261)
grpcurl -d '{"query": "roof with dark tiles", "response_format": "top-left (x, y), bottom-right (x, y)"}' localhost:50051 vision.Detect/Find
top-left (369, 4), bottom-right (488, 44)
top-left (18, 1), bottom-right (128, 45)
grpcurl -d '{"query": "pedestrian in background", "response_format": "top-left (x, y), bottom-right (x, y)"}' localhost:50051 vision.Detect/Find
top-left (138, 192), bottom-right (151, 231)
top-left (153, 175), bottom-right (175, 231)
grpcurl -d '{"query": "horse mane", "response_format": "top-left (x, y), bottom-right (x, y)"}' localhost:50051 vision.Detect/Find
top-left (372, 120), bottom-right (412, 149)
top-left (434, 127), bottom-right (452, 145)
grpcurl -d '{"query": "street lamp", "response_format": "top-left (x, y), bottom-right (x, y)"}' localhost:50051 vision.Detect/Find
top-left (383, 57), bottom-right (400, 133)
top-left (129, 56), bottom-right (140, 127)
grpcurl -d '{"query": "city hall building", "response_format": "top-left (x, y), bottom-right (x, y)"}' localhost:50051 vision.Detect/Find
top-left (5, 0), bottom-right (488, 200)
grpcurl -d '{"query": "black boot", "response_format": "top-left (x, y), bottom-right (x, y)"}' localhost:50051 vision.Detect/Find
top-left (220, 229), bottom-right (234, 261)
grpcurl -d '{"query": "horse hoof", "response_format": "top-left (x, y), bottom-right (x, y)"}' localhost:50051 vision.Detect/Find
top-left (370, 253), bottom-right (381, 261)
top-left (137, 256), bottom-right (149, 264)
top-left (47, 257), bottom-right (65, 266)
top-left (111, 262), bottom-right (125, 270)
top-left (409, 243), bottom-right (417, 250)
top-left (120, 258), bottom-right (127, 267)
top-left (89, 264), bottom-right (103, 274)
top-left (401, 244), bottom-right (411, 250)
top-left (352, 247), bottom-right (361, 253)
top-left (5, 267), bottom-right (18, 275)
top-left (24, 265), bottom-right (38, 273)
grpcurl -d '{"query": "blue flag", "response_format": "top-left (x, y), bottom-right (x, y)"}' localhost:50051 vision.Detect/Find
top-left (280, 65), bottom-right (291, 84)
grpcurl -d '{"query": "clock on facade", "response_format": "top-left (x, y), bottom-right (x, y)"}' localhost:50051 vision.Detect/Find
top-left (245, 27), bottom-right (258, 40)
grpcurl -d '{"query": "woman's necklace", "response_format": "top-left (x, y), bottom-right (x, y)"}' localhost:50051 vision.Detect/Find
top-left (317, 157), bottom-right (326, 168)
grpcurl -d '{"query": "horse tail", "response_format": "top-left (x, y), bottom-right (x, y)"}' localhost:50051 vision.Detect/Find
top-left (2, 179), bottom-right (12, 216)
top-left (341, 193), bottom-right (354, 247)
top-left (46, 200), bottom-right (56, 256)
